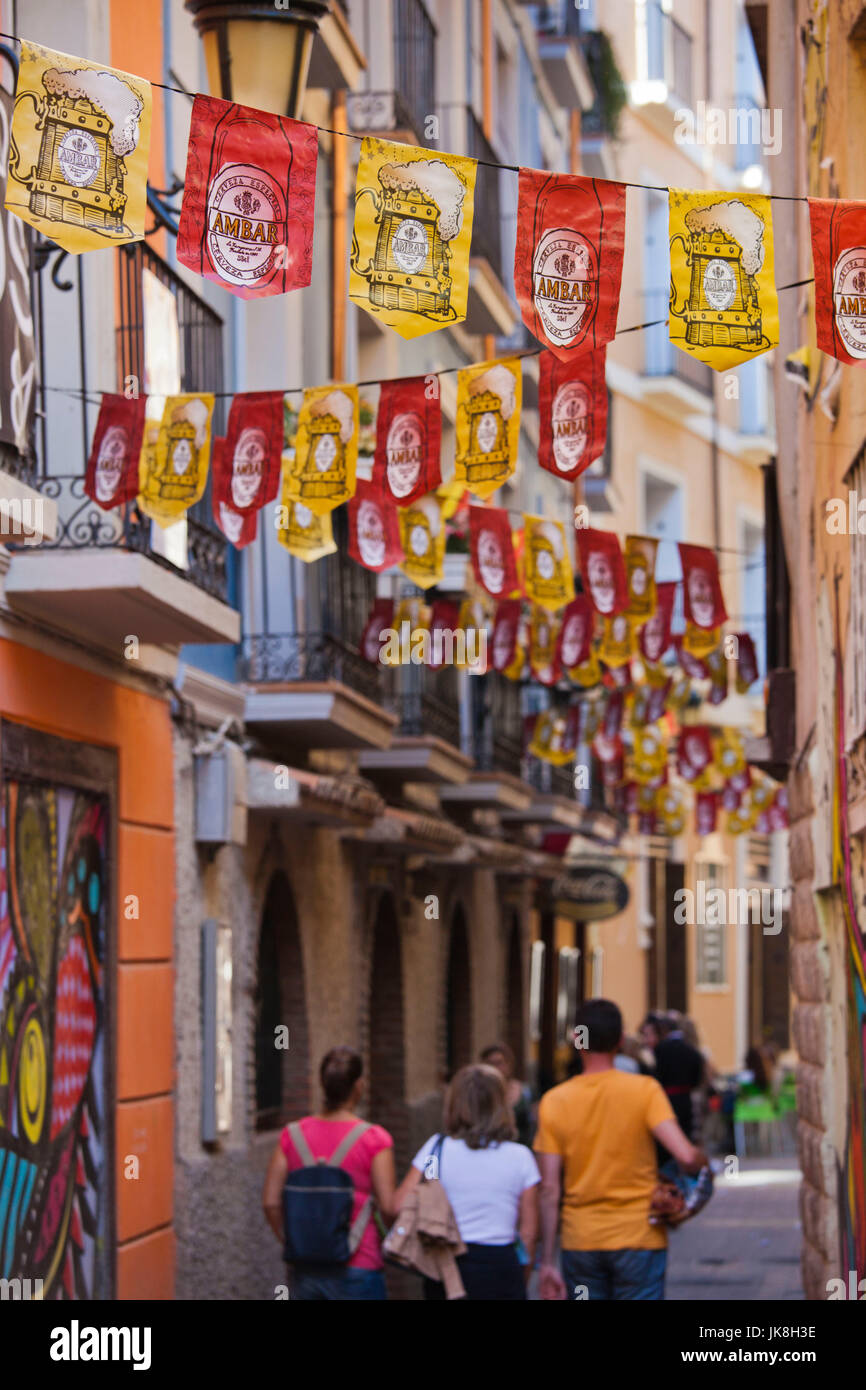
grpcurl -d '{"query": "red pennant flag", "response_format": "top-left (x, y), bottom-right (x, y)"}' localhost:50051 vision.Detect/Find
top-left (538, 347), bottom-right (607, 482)
top-left (576, 527), bottom-right (628, 616)
top-left (514, 169), bottom-right (626, 358)
top-left (679, 543), bottom-right (727, 629)
top-left (557, 596), bottom-right (594, 672)
top-left (348, 481), bottom-right (403, 572)
top-left (177, 95), bottom-right (318, 298)
top-left (360, 598), bottom-right (394, 665)
top-left (676, 638), bottom-right (708, 680)
top-left (218, 392), bottom-right (284, 515)
top-left (768, 786), bottom-right (789, 830)
top-left (696, 790), bottom-right (719, 836)
top-left (85, 394), bottom-right (146, 510)
top-left (678, 726), bottom-right (713, 781)
top-left (808, 198), bottom-right (866, 364)
top-left (372, 376), bottom-right (442, 507)
top-left (212, 439), bottom-right (259, 548)
top-left (492, 599), bottom-right (521, 672)
top-left (427, 600), bottom-right (461, 671)
top-left (639, 580), bottom-right (676, 664)
top-left (735, 633), bottom-right (759, 691)
top-left (646, 678), bottom-right (671, 724)
top-left (469, 505), bottom-right (519, 598)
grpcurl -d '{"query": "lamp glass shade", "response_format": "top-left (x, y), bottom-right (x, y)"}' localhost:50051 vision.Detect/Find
top-left (201, 20), bottom-right (314, 116)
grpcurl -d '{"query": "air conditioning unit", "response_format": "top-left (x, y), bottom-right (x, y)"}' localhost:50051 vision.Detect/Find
top-left (194, 743), bottom-right (247, 846)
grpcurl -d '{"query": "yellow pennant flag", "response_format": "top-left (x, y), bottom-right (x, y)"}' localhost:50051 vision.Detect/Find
top-left (6, 40), bottom-right (151, 253)
top-left (682, 620), bottom-right (721, 660)
top-left (598, 613), bottom-right (635, 668)
top-left (571, 647), bottom-right (602, 688)
top-left (624, 535), bottom-right (658, 621)
top-left (523, 514), bottom-right (573, 612)
top-left (529, 709), bottom-right (574, 767)
top-left (714, 727), bottom-right (746, 779)
top-left (350, 137), bottom-right (476, 338)
top-left (284, 385), bottom-right (358, 516)
top-left (138, 395), bottom-right (214, 529)
top-left (668, 189), bottom-right (778, 371)
top-left (276, 495), bottom-right (337, 563)
top-left (633, 725), bottom-right (667, 783)
top-left (455, 359), bottom-right (522, 500)
top-left (398, 493), bottom-right (446, 588)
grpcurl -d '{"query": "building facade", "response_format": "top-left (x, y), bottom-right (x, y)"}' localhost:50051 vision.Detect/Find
top-left (0, 0), bottom-right (789, 1304)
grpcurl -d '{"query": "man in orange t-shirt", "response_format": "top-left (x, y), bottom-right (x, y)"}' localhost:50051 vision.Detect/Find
top-left (534, 998), bottom-right (707, 1301)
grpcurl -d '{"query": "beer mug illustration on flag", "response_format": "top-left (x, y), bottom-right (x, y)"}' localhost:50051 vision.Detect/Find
top-left (350, 138), bottom-right (477, 338)
top-left (523, 515), bottom-right (573, 612)
top-left (398, 492), bottom-right (447, 589)
top-left (668, 190), bottom-right (778, 371)
top-left (455, 359), bottom-right (522, 500)
top-left (286, 385), bottom-right (359, 516)
top-left (138, 394), bottom-right (215, 528)
top-left (6, 40), bottom-right (151, 253)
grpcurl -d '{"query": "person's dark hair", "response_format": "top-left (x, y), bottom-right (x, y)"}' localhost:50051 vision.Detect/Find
top-left (444, 1064), bottom-right (516, 1148)
top-left (480, 1041), bottom-right (515, 1069)
top-left (574, 998), bottom-right (623, 1053)
top-left (745, 1046), bottom-right (769, 1092)
top-left (642, 1010), bottom-right (671, 1039)
top-left (320, 1046), bottom-right (363, 1111)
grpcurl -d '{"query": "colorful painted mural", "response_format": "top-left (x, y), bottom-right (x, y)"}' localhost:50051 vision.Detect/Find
top-left (833, 595), bottom-right (866, 1282)
top-left (0, 780), bottom-right (108, 1299)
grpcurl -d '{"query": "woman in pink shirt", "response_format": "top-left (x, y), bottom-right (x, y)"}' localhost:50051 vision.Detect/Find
top-left (263, 1047), bottom-right (396, 1300)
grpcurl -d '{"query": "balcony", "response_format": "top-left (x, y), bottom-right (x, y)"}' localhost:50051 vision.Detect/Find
top-left (643, 316), bottom-right (714, 420)
top-left (241, 630), bottom-right (396, 754)
top-left (534, 7), bottom-right (597, 113)
top-left (347, 0), bottom-right (436, 145)
top-left (577, 31), bottom-right (628, 141)
top-left (361, 667), bottom-right (473, 787)
top-left (4, 477), bottom-right (238, 647)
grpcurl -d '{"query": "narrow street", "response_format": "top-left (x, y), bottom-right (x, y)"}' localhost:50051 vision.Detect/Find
top-left (667, 1158), bottom-right (803, 1302)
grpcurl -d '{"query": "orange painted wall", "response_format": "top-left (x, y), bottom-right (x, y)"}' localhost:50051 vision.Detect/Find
top-left (0, 636), bottom-right (175, 1299)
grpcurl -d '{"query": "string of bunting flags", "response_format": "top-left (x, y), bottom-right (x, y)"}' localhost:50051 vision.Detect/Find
top-left (3, 34), bottom-right (798, 840)
top-left (3, 35), bottom-right (865, 366)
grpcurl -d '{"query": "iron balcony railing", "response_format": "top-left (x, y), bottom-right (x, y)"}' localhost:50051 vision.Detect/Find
top-left (472, 672), bottom-right (524, 778)
top-left (240, 630), bottom-right (385, 704)
top-left (464, 108), bottom-right (503, 282)
top-left (12, 475), bottom-right (229, 601)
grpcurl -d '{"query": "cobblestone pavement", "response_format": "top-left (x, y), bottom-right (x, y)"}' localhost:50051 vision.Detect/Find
top-left (666, 1156), bottom-right (803, 1301)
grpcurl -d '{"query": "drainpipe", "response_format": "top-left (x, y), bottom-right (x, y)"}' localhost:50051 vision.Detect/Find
top-left (332, 89), bottom-right (347, 381)
top-left (482, 0), bottom-right (495, 363)
top-left (705, 0), bottom-right (720, 553)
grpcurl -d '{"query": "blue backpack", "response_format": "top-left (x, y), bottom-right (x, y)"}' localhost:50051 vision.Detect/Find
top-left (282, 1120), bottom-right (374, 1266)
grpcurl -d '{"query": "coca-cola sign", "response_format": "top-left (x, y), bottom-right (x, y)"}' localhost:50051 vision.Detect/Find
top-left (552, 864), bottom-right (629, 921)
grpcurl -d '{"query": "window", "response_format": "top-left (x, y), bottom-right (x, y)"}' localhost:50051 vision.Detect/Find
top-left (740, 515), bottom-right (766, 688)
top-left (642, 466), bottom-right (685, 630)
top-left (695, 861), bottom-right (728, 987)
top-left (557, 947), bottom-right (581, 1044)
top-left (529, 939), bottom-right (546, 1041)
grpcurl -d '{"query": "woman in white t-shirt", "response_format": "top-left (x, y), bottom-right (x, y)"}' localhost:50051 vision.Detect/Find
top-left (394, 1064), bottom-right (540, 1300)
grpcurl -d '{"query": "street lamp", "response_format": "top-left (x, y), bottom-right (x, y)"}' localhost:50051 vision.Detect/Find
top-left (184, 1), bottom-right (331, 117)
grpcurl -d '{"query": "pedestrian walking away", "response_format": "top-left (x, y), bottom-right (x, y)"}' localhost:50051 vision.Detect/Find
top-left (262, 1046), bottom-right (396, 1300)
top-left (535, 999), bottom-right (708, 1301)
top-left (394, 1064), bottom-right (540, 1300)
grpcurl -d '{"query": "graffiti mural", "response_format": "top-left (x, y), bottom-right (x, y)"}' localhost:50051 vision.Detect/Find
top-left (833, 591), bottom-right (866, 1282)
top-left (0, 779), bottom-right (108, 1298)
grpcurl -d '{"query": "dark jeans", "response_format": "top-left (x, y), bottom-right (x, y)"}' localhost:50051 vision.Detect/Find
top-left (561, 1248), bottom-right (667, 1301)
top-left (288, 1265), bottom-right (386, 1301)
top-left (423, 1243), bottom-right (526, 1301)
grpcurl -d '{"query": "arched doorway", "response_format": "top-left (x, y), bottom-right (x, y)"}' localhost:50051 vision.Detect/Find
top-left (255, 870), bottom-right (309, 1130)
top-left (445, 903), bottom-right (472, 1078)
top-left (367, 892), bottom-right (408, 1167)
top-left (504, 913), bottom-right (525, 1075)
